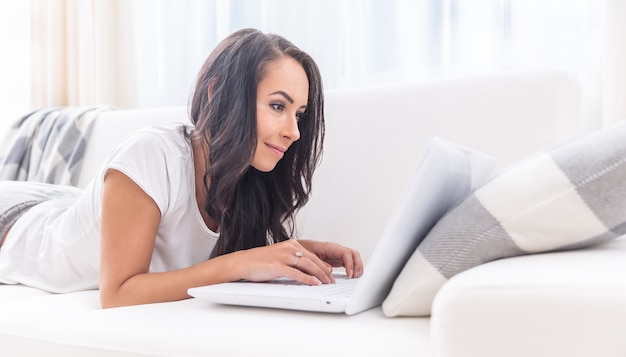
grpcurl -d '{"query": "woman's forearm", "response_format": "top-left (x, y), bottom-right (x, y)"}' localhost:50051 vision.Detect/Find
top-left (99, 253), bottom-right (241, 308)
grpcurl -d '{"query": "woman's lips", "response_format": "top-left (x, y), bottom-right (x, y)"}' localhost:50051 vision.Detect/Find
top-left (267, 143), bottom-right (286, 158)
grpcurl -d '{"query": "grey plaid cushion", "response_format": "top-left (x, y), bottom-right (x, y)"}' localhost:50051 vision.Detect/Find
top-left (383, 120), bottom-right (626, 317)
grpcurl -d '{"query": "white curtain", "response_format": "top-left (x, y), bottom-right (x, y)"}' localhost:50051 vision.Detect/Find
top-left (1, 0), bottom-right (624, 131)
top-left (125, 0), bottom-right (612, 130)
top-left (29, 0), bottom-right (135, 109)
top-left (605, 0), bottom-right (626, 126)
top-left (0, 0), bottom-right (30, 125)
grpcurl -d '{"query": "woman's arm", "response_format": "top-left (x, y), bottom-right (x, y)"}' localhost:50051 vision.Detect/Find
top-left (99, 169), bottom-right (241, 308)
top-left (99, 169), bottom-right (354, 308)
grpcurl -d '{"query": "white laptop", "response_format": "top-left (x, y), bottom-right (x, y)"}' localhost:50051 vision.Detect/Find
top-left (188, 137), bottom-right (496, 315)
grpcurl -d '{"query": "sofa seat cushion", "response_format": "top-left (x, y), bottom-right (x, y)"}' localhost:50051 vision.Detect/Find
top-left (0, 284), bottom-right (50, 303)
top-left (0, 290), bottom-right (429, 357)
top-left (430, 235), bottom-right (626, 357)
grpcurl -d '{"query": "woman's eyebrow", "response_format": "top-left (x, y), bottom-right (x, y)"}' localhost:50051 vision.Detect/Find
top-left (270, 90), bottom-right (294, 104)
top-left (270, 90), bottom-right (307, 109)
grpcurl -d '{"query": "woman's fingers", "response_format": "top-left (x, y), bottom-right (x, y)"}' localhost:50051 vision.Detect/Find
top-left (236, 240), bottom-right (364, 286)
top-left (237, 240), bottom-right (334, 285)
top-left (283, 242), bottom-right (334, 284)
top-left (337, 248), bottom-right (364, 278)
top-left (347, 249), bottom-right (364, 278)
top-left (288, 250), bottom-right (334, 284)
top-left (298, 240), bottom-right (364, 279)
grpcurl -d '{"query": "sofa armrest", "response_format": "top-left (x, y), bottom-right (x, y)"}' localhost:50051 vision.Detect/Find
top-left (431, 236), bottom-right (626, 357)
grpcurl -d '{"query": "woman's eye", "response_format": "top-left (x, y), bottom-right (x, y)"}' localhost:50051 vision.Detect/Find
top-left (296, 112), bottom-right (306, 122)
top-left (270, 103), bottom-right (285, 112)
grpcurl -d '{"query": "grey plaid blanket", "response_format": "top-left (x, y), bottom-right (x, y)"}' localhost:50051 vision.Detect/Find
top-left (0, 106), bottom-right (113, 186)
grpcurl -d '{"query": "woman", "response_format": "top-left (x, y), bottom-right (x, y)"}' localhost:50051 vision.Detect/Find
top-left (0, 28), bottom-right (363, 308)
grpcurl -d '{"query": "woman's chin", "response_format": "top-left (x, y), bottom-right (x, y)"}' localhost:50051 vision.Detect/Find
top-left (251, 161), bottom-right (278, 172)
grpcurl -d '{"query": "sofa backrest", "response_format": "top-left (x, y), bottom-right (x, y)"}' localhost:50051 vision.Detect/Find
top-left (78, 70), bottom-right (582, 261)
top-left (299, 69), bottom-right (582, 261)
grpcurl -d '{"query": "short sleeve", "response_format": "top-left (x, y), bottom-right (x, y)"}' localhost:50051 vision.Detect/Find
top-left (101, 127), bottom-right (186, 217)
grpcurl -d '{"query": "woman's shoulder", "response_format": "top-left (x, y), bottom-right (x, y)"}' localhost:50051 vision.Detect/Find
top-left (102, 123), bottom-right (193, 180)
top-left (132, 123), bottom-right (191, 143)
top-left (100, 123), bottom-right (194, 214)
top-left (121, 123), bottom-right (192, 155)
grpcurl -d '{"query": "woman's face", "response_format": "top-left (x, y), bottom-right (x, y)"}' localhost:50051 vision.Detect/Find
top-left (251, 56), bottom-right (309, 172)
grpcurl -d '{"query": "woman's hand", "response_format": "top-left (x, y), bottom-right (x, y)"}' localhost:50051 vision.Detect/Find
top-left (299, 240), bottom-right (363, 279)
top-left (231, 239), bottom-right (363, 286)
top-left (233, 239), bottom-right (337, 285)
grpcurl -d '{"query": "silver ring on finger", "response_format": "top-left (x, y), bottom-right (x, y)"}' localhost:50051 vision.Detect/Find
top-left (294, 251), bottom-right (303, 266)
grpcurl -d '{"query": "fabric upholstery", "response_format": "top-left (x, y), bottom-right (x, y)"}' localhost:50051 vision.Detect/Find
top-left (383, 121), bottom-right (626, 317)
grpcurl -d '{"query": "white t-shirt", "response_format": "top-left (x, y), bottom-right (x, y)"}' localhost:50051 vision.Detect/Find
top-left (0, 124), bottom-right (219, 293)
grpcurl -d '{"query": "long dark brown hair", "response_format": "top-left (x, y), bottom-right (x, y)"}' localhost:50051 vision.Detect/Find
top-left (189, 28), bottom-right (325, 258)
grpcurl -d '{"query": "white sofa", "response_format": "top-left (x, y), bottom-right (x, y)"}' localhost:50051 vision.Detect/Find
top-left (2, 70), bottom-right (626, 356)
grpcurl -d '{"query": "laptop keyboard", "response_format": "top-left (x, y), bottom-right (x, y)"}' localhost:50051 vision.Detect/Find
top-left (263, 277), bottom-right (360, 298)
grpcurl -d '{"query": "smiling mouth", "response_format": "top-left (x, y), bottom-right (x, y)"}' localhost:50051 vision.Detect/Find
top-left (267, 144), bottom-right (286, 158)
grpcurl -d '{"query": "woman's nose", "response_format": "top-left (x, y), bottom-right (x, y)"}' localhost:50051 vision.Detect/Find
top-left (282, 115), bottom-right (301, 142)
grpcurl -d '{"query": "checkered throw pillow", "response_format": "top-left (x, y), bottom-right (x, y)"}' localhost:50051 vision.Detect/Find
top-left (383, 120), bottom-right (626, 317)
